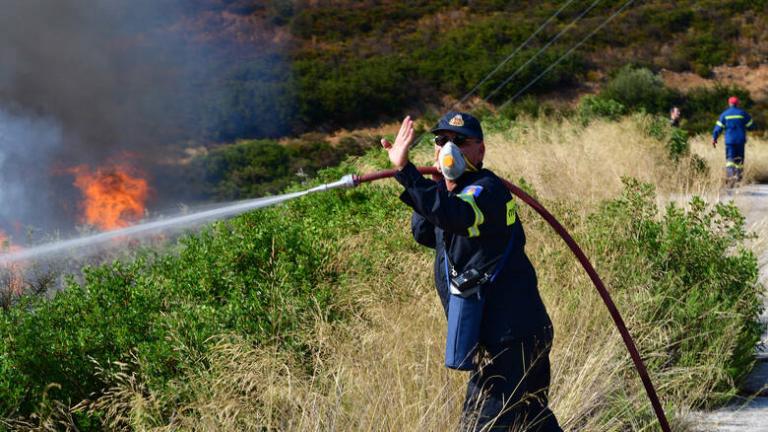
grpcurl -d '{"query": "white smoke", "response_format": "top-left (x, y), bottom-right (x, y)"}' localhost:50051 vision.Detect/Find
top-left (0, 1), bottom-right (292, 236)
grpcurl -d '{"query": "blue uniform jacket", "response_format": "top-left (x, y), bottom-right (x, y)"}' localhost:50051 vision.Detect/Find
top-left (394, 162), bottom-right (552, 344)
top-left (713, 107), bottom-right (755, 145)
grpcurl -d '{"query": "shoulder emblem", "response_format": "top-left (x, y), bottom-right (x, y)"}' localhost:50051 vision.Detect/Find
top-left (460, 185), bottom-right (483, 197)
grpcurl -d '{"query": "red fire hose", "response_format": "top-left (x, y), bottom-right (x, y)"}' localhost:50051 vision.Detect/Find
top-left (353, 166), bottom-right (671, 432)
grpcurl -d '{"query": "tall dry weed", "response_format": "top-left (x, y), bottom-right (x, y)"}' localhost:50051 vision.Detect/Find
top-left (484, 114), bottom-right (768, 222)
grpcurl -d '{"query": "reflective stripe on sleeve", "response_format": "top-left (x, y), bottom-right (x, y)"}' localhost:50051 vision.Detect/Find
top-left (457, 193), bottom-right (485, 237)
top-left (746, 119), bottom-right (754, 127)
top-left (716, 121), bottom-right (725, 127)
top-left (506, 199), bottom-right (517, 226)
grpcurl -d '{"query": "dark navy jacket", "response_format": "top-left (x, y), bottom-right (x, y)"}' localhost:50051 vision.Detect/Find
top-left (713, 107), bottom-right (755, 145)
top-left (394, 162), bottom-right (552, 344)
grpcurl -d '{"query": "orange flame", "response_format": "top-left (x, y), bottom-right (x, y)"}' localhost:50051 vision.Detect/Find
top-left (69, 164), bottom-right (149, 231)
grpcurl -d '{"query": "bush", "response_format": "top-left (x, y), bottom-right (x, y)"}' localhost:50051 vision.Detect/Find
top-left (198, 54), bottom-right (298, 142)
top-left (498, 95), bottom-right (559, 120)
top-left (667, 127), bottom-right (690, 161)
top-left (191, 135), bottom-right (373, 200)
top-left (577, 95), bottom-right (627, 123)
top-left (587, 178), bottom-right (763, 401)
top-left (294, 55), bottom-right (411, 128)
top-left (675, 24), bottom-right (740, 76)
top-left (636, 114), bottom-right (695, 164)
top-left (600, 66), bottom-right (674, 114)
top-left (642, 114), bottom-right (669, 141)
top-left (135, 1), bottom-right (767, 143)
top-left (196, 139), bottom-right (291, 199)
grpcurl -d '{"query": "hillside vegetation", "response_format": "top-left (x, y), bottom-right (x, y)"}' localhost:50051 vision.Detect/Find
top-left (191, 64), bottom-right (764, 201)
top-left (162, 0), bottom-right (768, 206)
top-left (186, 0), bottom-right (768, 140)
top-left (1, 113), bottom-right (765, 430)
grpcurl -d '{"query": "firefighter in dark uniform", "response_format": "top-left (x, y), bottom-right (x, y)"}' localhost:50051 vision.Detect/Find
top-left (381, 112), bottom-right (561, 431)
top-left (712, 96), bottom-right (756, 185)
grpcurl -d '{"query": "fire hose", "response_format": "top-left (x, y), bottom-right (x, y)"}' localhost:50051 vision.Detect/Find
top-left (338, 166), bottom-right (672, 432)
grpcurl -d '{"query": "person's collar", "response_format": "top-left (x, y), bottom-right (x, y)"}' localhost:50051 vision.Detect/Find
top-left (452, 167), bottom-right (483, 191)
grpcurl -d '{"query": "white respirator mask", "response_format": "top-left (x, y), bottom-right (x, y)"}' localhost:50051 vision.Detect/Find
top-left (439, 141), bottom-right (476, 180)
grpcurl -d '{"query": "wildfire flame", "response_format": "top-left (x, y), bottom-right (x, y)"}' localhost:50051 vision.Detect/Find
top-left (69, 163), bottom-right (149, 231)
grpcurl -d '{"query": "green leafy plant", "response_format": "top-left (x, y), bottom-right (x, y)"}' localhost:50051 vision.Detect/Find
top-left (589, 178), bottom-right (763, 395)
top-left (191, 136), bottom-right (373, 200)
top-left (600, 66), bottom-right (674, 114)
top-left (667, 127), bottom-right (690, 161)
top-left (577, 95), bottom-right (627, 124)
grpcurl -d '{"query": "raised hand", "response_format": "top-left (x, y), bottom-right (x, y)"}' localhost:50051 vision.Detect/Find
top-left (381, 116), bottom-right (414, 170)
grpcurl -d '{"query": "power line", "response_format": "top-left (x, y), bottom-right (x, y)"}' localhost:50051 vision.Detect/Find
top-left (411, 0), bottom-right (578, 147)
top-left (498, 0), bottom-right (637, 111)
top-left (483, 0), bottom-right (604, 103)
top-left (455, 0), bottom-right (578, 107)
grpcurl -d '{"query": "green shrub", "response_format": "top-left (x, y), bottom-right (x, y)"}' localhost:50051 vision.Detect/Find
top-left (294, 55), bottom-right (411, 128)
top-left (675, 19), bottom-right (740, 76)
top-left (600, 66), bottom-right (674, 114)
top-left (633, 114), bottom-right (692, 162)
top-left (150, 1), bottom-right (767, 142)
top-left (642, 114), bottom-right (669, 141)
top-left (667, 127), bottom-right (690, 161)
top-left (190, 135), bottom-right (373, 200)
top-left (577, 95), bottom-right (627, 123)
top-left (196, 139), bottom-right (291, 199)
top-left (288, 1), bottom-right (455, 41)
top-left (290, 8), bottom-right (589, 130)
top-left (200, 55), bottom-right (298, 141)
top-left (498, 95), bottom-right (558, 120)
top-left (588, 179), bottom-right (763, 399)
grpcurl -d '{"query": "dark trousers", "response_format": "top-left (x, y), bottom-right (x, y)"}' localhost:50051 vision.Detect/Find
top-left (725, 143), bottom-right (745, 181)
top-left (461, 327), bottom-right (562, 431)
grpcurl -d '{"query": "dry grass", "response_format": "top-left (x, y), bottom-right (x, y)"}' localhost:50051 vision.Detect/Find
top-left (62, 115), bottom-right (767, 432)
top-left (485, 115), bottom-right (767, 205)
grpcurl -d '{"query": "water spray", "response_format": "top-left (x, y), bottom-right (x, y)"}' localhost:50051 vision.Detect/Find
top-left (0, 176), bottom-right (356, 265)
top-left (0, 168), bottom-right (670, 431)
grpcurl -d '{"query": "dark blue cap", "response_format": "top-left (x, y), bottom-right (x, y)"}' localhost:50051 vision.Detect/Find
top-left (431, 111), bottom-right (483, 140)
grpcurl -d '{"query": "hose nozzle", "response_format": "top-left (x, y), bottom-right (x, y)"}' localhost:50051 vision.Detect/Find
top-left (305, 174), bottom-right (357, 194)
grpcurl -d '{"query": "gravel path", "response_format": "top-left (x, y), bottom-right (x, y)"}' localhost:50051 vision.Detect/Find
top-left (691, 184), bottom-right (768, 431)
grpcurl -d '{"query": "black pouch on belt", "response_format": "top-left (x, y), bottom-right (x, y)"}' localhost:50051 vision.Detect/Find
top-left (449, 267), bottom-right (489, 298)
